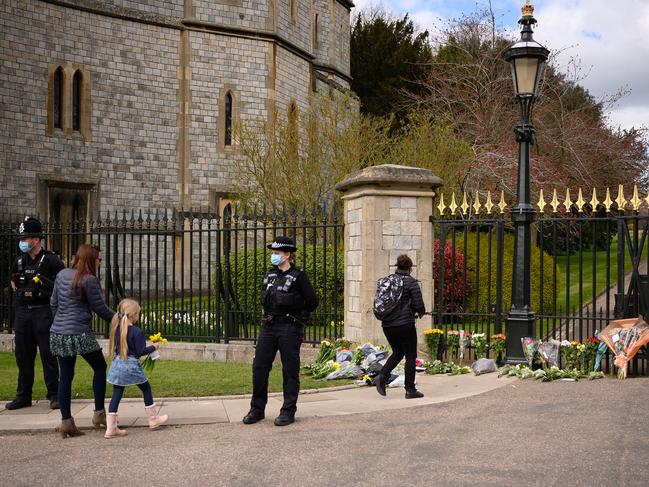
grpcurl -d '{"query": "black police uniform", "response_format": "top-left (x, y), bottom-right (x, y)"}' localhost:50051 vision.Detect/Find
top-left (9, 222), bottom-right (64, 407)
top-left (249, 263), bottom-right (318, 422)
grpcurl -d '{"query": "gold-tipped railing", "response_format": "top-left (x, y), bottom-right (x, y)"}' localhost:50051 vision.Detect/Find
top-left (436, 185), bottom-right (649, 217)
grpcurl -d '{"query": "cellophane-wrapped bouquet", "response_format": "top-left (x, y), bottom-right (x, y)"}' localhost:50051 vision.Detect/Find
top-left (599, 316), bottom-right (649, 379)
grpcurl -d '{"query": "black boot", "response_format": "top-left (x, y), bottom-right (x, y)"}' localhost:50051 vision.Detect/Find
top-left (375, 374), bottom-right (386, 396)
top-left (5, 398), bottom-right (32, 410)
top-left (242, 410), bottom-right (265, 424)
top-left (405, 389), bottom-right (424, 399)
top-left (274, 414), bottom-right (295, 426)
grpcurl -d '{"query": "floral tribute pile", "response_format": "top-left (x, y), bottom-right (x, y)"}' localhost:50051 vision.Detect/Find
top-left (498, 336), bottom-right (607, 382)
top-left (423, 329), bottom-right (507, 363)
top-left (301, 337), bottom-right (473, 385)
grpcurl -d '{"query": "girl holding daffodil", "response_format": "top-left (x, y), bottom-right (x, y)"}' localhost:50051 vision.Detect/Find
top-left (105, 299), bottom-right (168, 438)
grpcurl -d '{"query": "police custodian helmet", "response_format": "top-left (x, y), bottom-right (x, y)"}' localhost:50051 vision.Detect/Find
top-left (18, 216), bottom-right (44, 238)
top-left (267, 236), bottom-right (297, 252)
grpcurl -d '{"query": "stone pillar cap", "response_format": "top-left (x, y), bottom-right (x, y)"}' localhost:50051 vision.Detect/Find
top-left (335, 164), bottom-right (443, 192)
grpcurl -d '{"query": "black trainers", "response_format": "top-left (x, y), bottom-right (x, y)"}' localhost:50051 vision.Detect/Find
top-left (5, 398), bottom-right (32, 410)
top-left (49, 397), bottom-right (60, 410)
top-left (405, 390), bottom-right (424, 399)
top-left (274, 414), bottom-right (295, 426)
top-left (375, 374), bottom-right (386, 396)
top-left (242, 410), bottom-right (265, 424)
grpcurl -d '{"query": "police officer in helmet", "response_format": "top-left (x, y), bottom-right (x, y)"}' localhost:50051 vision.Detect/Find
top-left (243, 236), bottom-right (318, 426)
top-left (7, 217), bottom-right (64, 410)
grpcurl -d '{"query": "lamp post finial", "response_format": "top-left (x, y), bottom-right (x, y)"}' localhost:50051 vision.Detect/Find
top-left (522, 1), bottom-right (534, 18)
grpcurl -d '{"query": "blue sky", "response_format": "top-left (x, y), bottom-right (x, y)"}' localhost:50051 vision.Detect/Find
top-left (352, 1), bottom-right (649, 134)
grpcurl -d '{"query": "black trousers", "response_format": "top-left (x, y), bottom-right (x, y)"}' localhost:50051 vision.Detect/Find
top-left (13, 306), bottom-right (59, 401)
top-left (250, 322), bottom-right (303, 416)
top-left (379, 324), bottom-right (418, 391)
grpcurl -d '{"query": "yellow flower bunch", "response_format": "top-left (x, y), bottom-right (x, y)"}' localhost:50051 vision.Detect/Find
top-left (321, 339), bottom-right (331, 347)
top-left (149, 332), bottom-right (168, 344)
top-left (423, 328), bottom-right (445, 335)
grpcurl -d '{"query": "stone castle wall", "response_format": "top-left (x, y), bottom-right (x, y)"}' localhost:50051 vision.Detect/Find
top-left (0, 0), bottom-right (352, 218)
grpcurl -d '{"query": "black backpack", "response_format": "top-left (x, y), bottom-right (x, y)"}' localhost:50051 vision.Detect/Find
top-left (373, 274), bottom-right (404, 320)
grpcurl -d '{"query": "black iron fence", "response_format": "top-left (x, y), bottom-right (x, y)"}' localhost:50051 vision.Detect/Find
top-left (1, 206), bottom-right (345, 344)
top-left (431, 188), bottom-right (649, 373)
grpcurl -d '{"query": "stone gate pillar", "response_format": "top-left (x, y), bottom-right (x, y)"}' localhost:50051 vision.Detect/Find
top-left (335, 164), bottom-right (443, 344)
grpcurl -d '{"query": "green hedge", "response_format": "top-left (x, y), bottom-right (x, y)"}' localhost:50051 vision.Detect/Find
top-left (455, 231), bottom-right (557, 315)
top-left (215, 245), bottom-right (344, 316)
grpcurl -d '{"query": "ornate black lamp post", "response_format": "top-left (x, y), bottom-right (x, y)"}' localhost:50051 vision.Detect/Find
top-left (504, 1), bottom-right (549, 364)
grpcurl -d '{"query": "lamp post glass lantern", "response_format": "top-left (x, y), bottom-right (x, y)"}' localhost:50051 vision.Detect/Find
top-left (504, 1), bottom-right (549, 365)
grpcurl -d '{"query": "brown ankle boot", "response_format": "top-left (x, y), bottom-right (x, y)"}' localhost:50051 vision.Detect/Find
top-left (92, 409), bottom-right (107, 429)
top-left (57, 418), bottom-right (85, 439)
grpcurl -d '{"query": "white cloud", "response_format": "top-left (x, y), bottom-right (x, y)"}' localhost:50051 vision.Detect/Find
top-left (532, 0), bottom-right (649, 131)
top-left (351, 0), bottom-right (649, 133)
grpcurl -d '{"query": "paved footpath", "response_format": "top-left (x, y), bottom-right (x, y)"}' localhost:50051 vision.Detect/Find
top-left (1, 376), bottom-right (648, 486)
top-left (0, 373), bottom-right (511, 432)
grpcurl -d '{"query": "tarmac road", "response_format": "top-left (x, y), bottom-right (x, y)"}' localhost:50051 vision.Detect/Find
top-left (1, 377), bottom-right (648, 487)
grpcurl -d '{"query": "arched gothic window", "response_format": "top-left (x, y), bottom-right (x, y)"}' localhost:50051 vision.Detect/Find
top-left (53, 67), bottom-right (64, 129)
top-left (224, 91), bottom-right (233, 146)
top-left (72, 70), bottom-right (82, 131)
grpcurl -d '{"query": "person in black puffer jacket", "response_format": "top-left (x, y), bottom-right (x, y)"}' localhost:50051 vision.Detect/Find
top-left (49, 244), bottom-right (115, 438)
top-left (375, 254), bottom-right (426, 399)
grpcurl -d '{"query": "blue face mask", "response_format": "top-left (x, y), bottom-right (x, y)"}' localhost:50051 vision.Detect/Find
top-left (270, 254), bottom-right (283, 266)
top-left (19, 241), bottom-right (32, 253)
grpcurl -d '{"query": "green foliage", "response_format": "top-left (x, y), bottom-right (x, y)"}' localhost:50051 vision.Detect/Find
top-left (351, 10), bottom-right (432, 127)
top-left (454, 231), bottom-right (557, 314)
top-left (234, 92), bottom-right (392, 210)
top-left (217, 245), bottom-right (344, 322)
top-left (388, 114), bottom-right (472, 194)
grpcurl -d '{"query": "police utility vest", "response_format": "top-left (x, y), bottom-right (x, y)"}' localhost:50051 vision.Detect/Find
top-left (261, 267), bottom-right (305, 315)
top-left (14, 251), bottom-right (57, 306)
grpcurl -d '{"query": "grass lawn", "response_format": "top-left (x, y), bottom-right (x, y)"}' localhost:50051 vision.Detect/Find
top-left (0, 352), bottom-right (352, 401)
top-left (554, 237), bottom-right (637, 313)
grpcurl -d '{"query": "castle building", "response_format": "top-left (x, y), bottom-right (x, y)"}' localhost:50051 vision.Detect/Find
top-left (0, 0), bottom-right (354, 221)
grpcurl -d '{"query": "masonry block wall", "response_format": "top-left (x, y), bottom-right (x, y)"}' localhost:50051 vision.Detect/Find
top-left (0, 0), bottom-right (352, 219)
top-left (336, 165), bottom-right (443, 345)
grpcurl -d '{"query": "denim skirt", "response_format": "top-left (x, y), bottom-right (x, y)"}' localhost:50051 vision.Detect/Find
top-left (107, 355), bottom-right (148, 386)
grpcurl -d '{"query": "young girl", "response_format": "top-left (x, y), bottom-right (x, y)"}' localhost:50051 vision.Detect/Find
top-left (105, 299), bottom-right (168, 438)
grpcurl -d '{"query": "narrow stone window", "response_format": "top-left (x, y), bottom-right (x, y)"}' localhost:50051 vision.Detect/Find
top-left (224, 91), bottom-right (233, 146)
top-left (72, 70), bottom-right (82, 131)
top-left (53, 67), bottom-right (64, 129)
top-left (287, 100), bottom-right (299, 158)
top-left (290, 0), bottom-right (297, 22)
top-left (313, 13), bottom-right (320, 48)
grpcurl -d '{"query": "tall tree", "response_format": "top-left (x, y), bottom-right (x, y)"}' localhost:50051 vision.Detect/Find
top-left (408, 11), bottom-right (648, 197)
top-left (351, 10), bottom-right (432, 127)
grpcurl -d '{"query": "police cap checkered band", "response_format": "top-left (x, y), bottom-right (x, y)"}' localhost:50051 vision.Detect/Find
top-left (266, 236), bottom-right (297, 252)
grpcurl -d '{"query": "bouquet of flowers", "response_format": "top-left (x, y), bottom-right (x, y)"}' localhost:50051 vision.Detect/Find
top-left (142, 332), bottom-right (167, 372)
top-left (458, 331), bottom-right (471, 364)
top-left (423, 328), bottom-right (444, 360)
top-left (521, 337), bottom-right (540, 367)
top-left (471, 333), bottom-right (487, 359)
top-left (489, 333), bottom-right (507, 360)
top-left (446, 330), bottom-right (460, 359)
top-left (560, 340), bottom-right (580, 370)
top-left (599, 316), bottom-right (649, 379)
top-left (538, 339), bottom-right (560, 368)
top-left (581, 336), bottom-right (600, 373)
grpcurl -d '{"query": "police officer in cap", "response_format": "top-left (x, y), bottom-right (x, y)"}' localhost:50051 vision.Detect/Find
top-left (243, 236), bottom-right (318, 426)
top-left (7, 217), bottom-right (64, 410)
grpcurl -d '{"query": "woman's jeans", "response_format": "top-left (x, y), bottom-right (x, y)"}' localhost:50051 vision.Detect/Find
top-left (379, 324), bottom-right (418, 391)
top-left (57, 350), bottom-right (106, 420)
